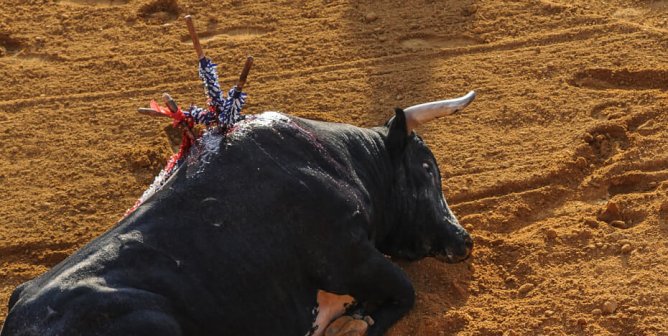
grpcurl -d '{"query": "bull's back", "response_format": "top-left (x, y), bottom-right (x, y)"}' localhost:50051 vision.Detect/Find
top-left (1, 228), bottom-right (190, 336)
top-left (2, 204), bottom-right (320, 336)
top-left (3, 114), bottom-right (378, 335)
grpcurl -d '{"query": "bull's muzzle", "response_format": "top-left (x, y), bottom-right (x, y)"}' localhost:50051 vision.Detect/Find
top-left (438, 234), bottom-right (473, 264)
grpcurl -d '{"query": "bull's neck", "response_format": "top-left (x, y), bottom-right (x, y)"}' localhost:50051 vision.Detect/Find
top-left (302, 121), bottom-right (395, 241)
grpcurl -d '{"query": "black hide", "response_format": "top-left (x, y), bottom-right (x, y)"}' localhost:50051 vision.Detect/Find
top-left (1, 111), bottom-right (471, 336)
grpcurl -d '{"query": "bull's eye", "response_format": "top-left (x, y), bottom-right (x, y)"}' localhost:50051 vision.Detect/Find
top-left (423, 162), bottom-right (437, 182)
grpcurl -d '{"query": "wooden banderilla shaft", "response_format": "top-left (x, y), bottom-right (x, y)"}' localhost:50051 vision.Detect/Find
top-left (184, 15), bottom-right (204, 60)
top-left (236, 56), bottom-right (254, 91)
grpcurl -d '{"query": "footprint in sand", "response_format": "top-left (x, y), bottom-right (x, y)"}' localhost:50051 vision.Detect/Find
top-left (0, 34), bottom-right (58, 63)
top-left (607, 172), bottom-right (661, 198)
top-left (0, 33), bottom-right (24, 57)
top-left (590, 101), bottom-right (630, 121)
top-left (137, 0), bottom-right (180, 23)
top-left (570, 69), bottom-right (668, 91)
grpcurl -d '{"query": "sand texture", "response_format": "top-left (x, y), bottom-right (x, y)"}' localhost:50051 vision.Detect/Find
top-left (1, 0), bottom-right (667, 334)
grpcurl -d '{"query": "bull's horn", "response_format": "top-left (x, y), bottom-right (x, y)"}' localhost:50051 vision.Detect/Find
top-left (404, 90), bottom-right (476, 132)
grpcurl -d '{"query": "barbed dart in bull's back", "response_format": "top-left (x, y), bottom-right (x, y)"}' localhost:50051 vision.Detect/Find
top-left (126, 15), bottom-right (253, 216)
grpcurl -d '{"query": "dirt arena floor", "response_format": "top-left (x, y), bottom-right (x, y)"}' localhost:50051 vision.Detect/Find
top-left (1, 0), bottom-right (667, 334)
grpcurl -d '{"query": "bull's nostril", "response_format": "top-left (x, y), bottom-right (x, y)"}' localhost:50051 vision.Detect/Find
top-left (464, 236), bottom-right (473, 253)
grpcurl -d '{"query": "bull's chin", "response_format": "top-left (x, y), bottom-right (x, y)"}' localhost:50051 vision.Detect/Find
top-left (390, 250), bottom-right (428, 261)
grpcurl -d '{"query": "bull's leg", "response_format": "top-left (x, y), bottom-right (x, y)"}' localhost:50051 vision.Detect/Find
top-left (322, 245), bottom-right (415, 336)
top-left (351, 252), bottom-right (414, 336)
top-left (312, 290), bottom-right (356, 336)
top-left (324, 315), bottom-right (369, 336)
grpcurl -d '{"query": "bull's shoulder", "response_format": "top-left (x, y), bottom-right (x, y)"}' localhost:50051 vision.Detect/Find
top-left (222, 116), bottom-right (367, 193)
top-left (7, 281), bottom-right (30, 312)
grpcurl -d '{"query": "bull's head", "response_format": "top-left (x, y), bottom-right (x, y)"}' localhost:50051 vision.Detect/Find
top-left (378, 91), bottom-right (475, 263)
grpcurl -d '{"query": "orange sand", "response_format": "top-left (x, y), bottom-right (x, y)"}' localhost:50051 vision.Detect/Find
top-left (1, 0), bottom-right (667, 334)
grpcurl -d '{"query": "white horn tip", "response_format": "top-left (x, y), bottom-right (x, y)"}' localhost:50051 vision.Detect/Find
top-left (403, 90), bottom-right (477, 133)
top-left (458, 90), bottom-right (476, 111)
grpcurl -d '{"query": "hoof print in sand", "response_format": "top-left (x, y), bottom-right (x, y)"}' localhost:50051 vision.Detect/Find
top-left (584, 124), bottom-right (629, 161)
top-left (597, 199), bottom-right (646, 230)
top-left (590, 101), bottom-right (630, 120)
top-left (570, 69), bottom-right (668, 91)
top-left (399, 35), bottom-right (481, 50)
top-left (138, 0), bottom-right (180, 23)
top-left (607, 172), bottom-right (660, 198)
top-left (0, 33), bottom-right (24, 57)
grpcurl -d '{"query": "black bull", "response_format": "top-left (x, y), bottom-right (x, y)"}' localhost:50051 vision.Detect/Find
top-left (1, 108), bottom-right (472, 336)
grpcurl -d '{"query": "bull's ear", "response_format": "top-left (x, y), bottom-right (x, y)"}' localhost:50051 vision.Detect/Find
top-left (386, 108), bottom-right (408, 159)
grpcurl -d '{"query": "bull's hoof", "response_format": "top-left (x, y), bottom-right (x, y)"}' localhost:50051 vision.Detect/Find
top-left (324, 315), bottom-right (368, 336)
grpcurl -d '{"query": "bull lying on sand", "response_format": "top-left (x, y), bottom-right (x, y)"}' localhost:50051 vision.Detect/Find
top-left (1, 91), bottom-right (475, 336)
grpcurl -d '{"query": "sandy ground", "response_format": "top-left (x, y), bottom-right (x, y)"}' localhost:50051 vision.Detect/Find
top-left (1, 0), bottom-right (667, 334)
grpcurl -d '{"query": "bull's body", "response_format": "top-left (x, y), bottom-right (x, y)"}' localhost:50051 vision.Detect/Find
top-left (2, 111), bottom-right (471, 336)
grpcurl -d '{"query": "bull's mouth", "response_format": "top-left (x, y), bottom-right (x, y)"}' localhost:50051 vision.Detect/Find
top-left (446, 248), bottom-right (456, 262)
top-left (392, 243), bottom-right (473, 262)
top-left (433, 247), bottom-right (472, 264)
